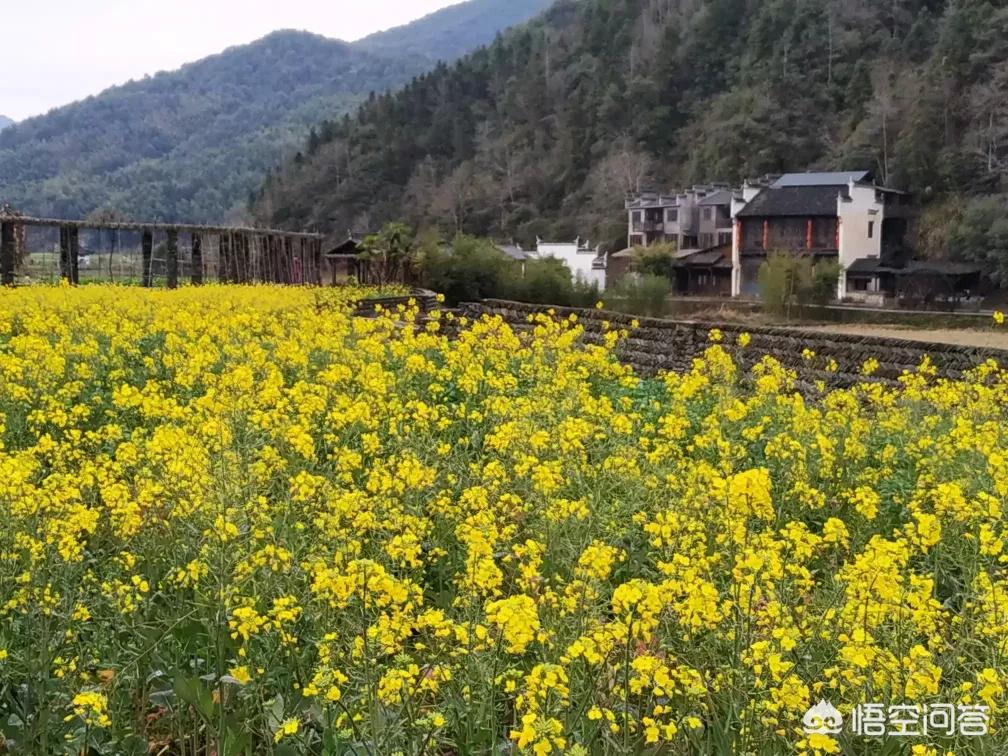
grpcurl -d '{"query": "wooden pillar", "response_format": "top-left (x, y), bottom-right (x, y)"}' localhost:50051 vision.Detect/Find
top-left (1, 222), bottom-right (15, 286)
top-left (284, 237), bottom-right (294, 284)
top-left (141, 230), bottom-right (153, 287)
top-left (315, 239), bottom-right (324, 286)
top-left (296, 237), bottom-right (304, 286)
top-left (806, 219), bottom-right (814, 251)
top-left (191, 234), bottom-right (203, 285)
top-left (166, 229), bottom-right (179, 289)
top-left (762, 219), bottom-right (769, 251)
top-left (241, 234), bottom-right (251, 283)
top-left (69, 227), bottom-right (80, 284)
top-left (219, 234), bottom-right (230, 284)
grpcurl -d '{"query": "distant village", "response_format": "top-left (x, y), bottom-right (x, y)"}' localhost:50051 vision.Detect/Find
top-left (439, 171), bottom-right (987, 310)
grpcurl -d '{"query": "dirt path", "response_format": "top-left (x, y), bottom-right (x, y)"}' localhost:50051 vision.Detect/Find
top-left (797, 324), bottom-right (1008, 350)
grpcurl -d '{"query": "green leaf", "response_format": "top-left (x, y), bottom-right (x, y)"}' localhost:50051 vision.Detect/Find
top-left (173, 674), bottom-right (215, 724)
top-left (221, 726), bottom-right (252, 756)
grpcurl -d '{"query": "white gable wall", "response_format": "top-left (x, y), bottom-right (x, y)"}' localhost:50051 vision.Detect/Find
top-left (536, 241), bottom-right (607, 290)
top-left (837, 182), bottom-right (885, 298)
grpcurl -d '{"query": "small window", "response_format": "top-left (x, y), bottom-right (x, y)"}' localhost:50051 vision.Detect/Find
top-left (868, 221), bottom-right (874, 239)
top-left (853, 278), bottom-right (869, 291)
top-left (666, 208), bottom-right (678, 222)
top-left (702, 207), bottom-right (713, 220)
top-left (632, 211), bottom-right (642, 222)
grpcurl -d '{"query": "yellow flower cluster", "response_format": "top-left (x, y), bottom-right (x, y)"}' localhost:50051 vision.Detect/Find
top-left (0, 284), bottom-right (1006, 754)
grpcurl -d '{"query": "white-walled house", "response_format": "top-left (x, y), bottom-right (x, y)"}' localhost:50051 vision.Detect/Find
top-left (730, 172), bottom-right (916, 303)
top-left (535, 238), bottom-right (607, 290)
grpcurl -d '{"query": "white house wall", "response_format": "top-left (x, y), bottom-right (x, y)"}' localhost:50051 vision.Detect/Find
top-left (837, 183), bottom-right (885, 298)
top-left (536, 242), bottom-right (606, 290)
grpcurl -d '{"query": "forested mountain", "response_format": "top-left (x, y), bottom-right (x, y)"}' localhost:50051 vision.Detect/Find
top-left (358, 0), bottom-right (556, 61)
top-left (0, 116), bottom-right (12, 131)
top-left (255, 0), bottom-right (1008, 262)
top-left (0, 0), bottom-right (553, 223)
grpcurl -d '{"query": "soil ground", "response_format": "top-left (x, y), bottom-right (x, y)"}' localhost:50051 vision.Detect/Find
top-left (796, 324), bottom-right (1008, 350)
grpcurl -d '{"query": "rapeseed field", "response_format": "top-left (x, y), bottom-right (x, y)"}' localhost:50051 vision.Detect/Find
top-left (0, 284), bottom-right (1005, 755)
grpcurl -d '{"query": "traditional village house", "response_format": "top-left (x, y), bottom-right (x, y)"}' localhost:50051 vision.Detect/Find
top-left (730, 171), bottom-right (932, 303)
top-left (535, 238), bottom-right (607, 290)
top-left (621, 186), bottom-right (734, 295)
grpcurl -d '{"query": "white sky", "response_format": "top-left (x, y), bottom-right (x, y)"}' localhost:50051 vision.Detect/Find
top-left (1, 0), bottom-right (460, 121)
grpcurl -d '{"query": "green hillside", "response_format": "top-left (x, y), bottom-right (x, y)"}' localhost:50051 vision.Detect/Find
top-left (254, 0), bottom-right (1008, 265)
top-left (0, 0), bottom-right (553, 223)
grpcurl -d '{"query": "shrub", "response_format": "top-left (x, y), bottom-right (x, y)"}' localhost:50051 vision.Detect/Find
top-left (758, 252), bottom-right (840, 318)
top-left (603, 273), bottom-right (672, 317)
top-left (417, 234), bottom-right (514, 305)
top-left (630, 243), bottom-right (677, 278)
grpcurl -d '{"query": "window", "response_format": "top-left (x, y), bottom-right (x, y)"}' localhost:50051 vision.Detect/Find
top-left (702, 207), bottom-right (713, 220)
top-left (868, 221), bottom-right (874, 239)
top-left (683, 235), bottom-right (699, 249)
top-left (853, 278), bottom-right (869, 291)
top-left (666, 208), bottom-right (678, 223)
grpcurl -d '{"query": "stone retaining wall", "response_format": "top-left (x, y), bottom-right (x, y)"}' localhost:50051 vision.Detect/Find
top-left (353, 288), bottom-right (438, 318)
top-left (460, 299), bottom-right (1008, 388)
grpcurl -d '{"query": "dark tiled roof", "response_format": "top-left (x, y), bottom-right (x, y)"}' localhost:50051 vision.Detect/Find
top-left (902, 260), bottom-right (983, 276)
top-left (736, 186), bottom-right (845, 217)
top-left (323, 235), bottom-right (361, 257)
top-left (847, 257), bottom-right (888, 274)
top-left (697, 189), bottom-right (733, 206)
top-left (496, 244), bottom-right (529, 261)
top-left (847, 257), bottom-right (984, 276)
top-left (773, 171), bottom-right (870, 187)
top-left (674, 245), bottom-right (732, 269)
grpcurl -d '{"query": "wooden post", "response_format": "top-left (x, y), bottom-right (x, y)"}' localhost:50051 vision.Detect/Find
top-left (69, 227), bottom-right (80, 284)
top-left (762, 219), bottom-right (769, 251)
top-left (217, 234), bottom-right (227, 283)
top-left (1, 222), bottom-right (15, 286)
top-left (314, 237), bottom-right (322, 286)
top-left (242, 234), bottom-right (251, 283)
top-left (166, 229), bottom-right (179, 288)
top-left (230, 234), bottom-right (240, 284)
top-left (284, 237), bottom-right (293, 284)
top-left (806, 219), bottom-right (814, 251)
top-left (191, 234), bottom-right (203, 285)
top-left (299, 238), bottom-right (307, 284)
top-left (142, 230), bottom-right (153, 287)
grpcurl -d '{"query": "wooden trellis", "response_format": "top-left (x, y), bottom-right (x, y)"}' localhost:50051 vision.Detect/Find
top-left (0, 213), bottom-right (325, 287)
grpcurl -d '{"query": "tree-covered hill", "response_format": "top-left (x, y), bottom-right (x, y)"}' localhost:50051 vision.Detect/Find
top-left (254, 0), bottom-right (1008, 260)
top-left (0, 0), bottom-right (553, 223)
top-left (357, 0), bottom-right (557, 62)
top-left (0, 116), bottom-right (12, 131)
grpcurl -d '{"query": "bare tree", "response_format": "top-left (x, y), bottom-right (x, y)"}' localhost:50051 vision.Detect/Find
top-left (433, 161), bottom-right (480, 234)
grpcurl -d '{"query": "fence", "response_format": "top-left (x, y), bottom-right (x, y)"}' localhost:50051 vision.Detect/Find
top-left (0, 213), bottom-right (324, 287)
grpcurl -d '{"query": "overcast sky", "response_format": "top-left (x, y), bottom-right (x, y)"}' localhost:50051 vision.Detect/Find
top-left (2, 0), bottom-right (460, 121)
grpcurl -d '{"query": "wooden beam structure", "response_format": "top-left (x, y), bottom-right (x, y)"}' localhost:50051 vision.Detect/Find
top-left (166, 229), bottom-right (179, 289)
top-left (141, 230), bottom-right (154, 288)
top-left (191, 234), bottom-right (203, 285)
top-left (0, 213), bottom-right (322, 240)
top-left (0, 212), bottom-right (325, 287)
top-left (1, 222), bottom-right (15, 286)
